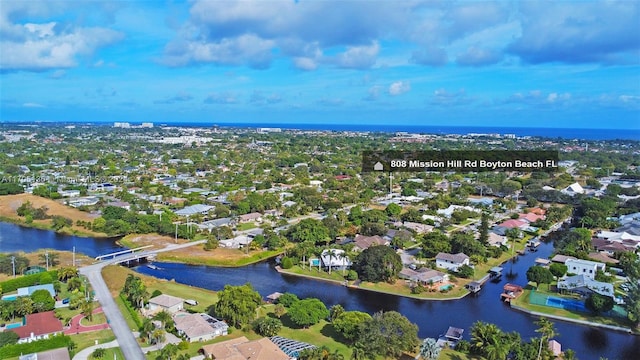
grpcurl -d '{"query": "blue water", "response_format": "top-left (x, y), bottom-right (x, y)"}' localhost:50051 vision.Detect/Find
top-left (439, 284), bottom-right (453, 291)
top-left (309, 259), bottom-right (320, 267)
top-left (1, 295), bottom-right (17, 301)
top-left (5, 322), bottom-right (22, 329)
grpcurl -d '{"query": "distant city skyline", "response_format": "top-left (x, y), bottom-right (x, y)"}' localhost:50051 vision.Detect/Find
top-left (1, 0), bottom-right (639, 129)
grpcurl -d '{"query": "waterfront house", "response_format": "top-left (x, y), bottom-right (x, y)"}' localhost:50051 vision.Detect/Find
top-left (148, 294), bottom-right (184, 314)
top-left (557, 274), bottom-right (614, 298)
top-left (399, 267), bottom-right (449, 286)
top-left (174, 313), bottom-right (228, 343)
top-left (320, 249), bottom-right (352, 271)
top-left (487, 232), bottom-right (508, 247)
top-left (565, 258), bottom-right (606, 280)
top-left (435, 252), bottom-right (470, 272)
top-left (18, 347), bottom-right (70, 360)
top-left (561, 182), bottom-right (585, 196)
top-left (11, 311), bottom-right (63, 343)
top-left (200, 336), bottom-right (289, 360)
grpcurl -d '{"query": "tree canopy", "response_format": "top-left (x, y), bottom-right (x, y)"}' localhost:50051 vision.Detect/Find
top-left (287, 298), bottom-right (329, 328)
top-left (211, 283), bottom-right (262, 328)
top-left (354, 245), bottom-right (402, 283)
top-left (354, 311), bottom-right (419, 359)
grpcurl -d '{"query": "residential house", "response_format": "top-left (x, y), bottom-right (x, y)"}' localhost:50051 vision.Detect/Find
top-left (565, 259), bottom-right (606, 279)
top-left (201, 336), bottom-right (290, 360)
top-left (435, 252), bottom-right (470, 272)
top-left (174, 313), bottom-right (228, 343)
top-left (592, 238), bottom-right (636, 256)
top-left (219, 235), bottom-right (253, 249)
top-left (320, 249), bottom-right (352, 271)
top-left (487, 232), bottom-right (508, 247)
top-left (59, 189), bottom-right (81, 198)
top-left (11, 311), bottom-right (63, 343)
top-left (239, 212), bottom-right (263, 223)
top-left (353, 234), bottom-right (389, 251)
top-left (402, 222), bottom-right (433, 234)
top-left (519, 212), bottom-right (545, 223)
top-left (561, 182), bottom-right (585, 196)
top-left (497, 219), bottom-right (528, 229)
top-left (175, 204), bottom-right (215, 217)
top-left (18, 347), bottom-right (71, 360)
top-left (399, 268), bottom-right (449, 286)
top-left (557, 274), bottom-right (614, 298)
top-left (148, 294), bottom-right (184, 314)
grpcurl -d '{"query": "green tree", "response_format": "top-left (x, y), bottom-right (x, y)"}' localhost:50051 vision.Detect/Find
top-left (252, 317), bottom-right (282, 337)
top-left (526, 266), bottom-right (554, 289)
top-left (277, 292), bottom-right (299, 307)
top-left (478, 212), bottom-right (490, 245)
top-left (420, 230), bottom-right (451, 258)
top-left (91, 347), bottom-right (106, 359)
top-left (385, 203), bottom-right (402, 218)
top-left (353, 245), bottom-right (402, 283)
top-left (329, 304), bottom-right (345, 322)
top-left (0, 331), bottom-right (19, 347)
top-left (586, 293), bottom-right (614, 314)
top-left (332, 311), bottom-right (371, 343)
top-left (211, 283), bottom-right (262, 328)
top-left (354, 311), bottom-right (419, 359)
top-left (288, 298), bottom-right (329, 328)
top-left (30, 289), bottom-right (55, 312)
top-left (457, 264), bottom-right (474, 279)
top-left (549, 263), bottom-right (568, 278)
top-left (287, 219), bottom-right (330, 244)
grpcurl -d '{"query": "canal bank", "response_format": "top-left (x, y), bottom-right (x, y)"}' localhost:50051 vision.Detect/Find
top-left (2, 222), bottom-right (640, 360)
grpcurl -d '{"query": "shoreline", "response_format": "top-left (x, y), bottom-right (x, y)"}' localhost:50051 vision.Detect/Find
top-left (275, 266), bottom-right (469, 301)
top-left (0, 217), bottom-right (111, 240)
top-left (510, 303), bottom-right (638, 336)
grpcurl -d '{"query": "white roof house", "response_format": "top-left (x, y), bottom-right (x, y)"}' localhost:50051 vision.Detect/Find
top-left (557, 274), bottom-right (614, 298)
top-left (148, 294), bottom-right (184, 314)
top-left (436, 252), bottom-right (470, 272)
top-left (565, 259), bottom-right (606, 279)
top-left (320, 249), bottom-right (352, 270)
top-left (173, 313), bottom-right (228, 343)
top-left (561, 182), bottom-right (585, 196)
top-left (175, 204), bottom-right (215, 216)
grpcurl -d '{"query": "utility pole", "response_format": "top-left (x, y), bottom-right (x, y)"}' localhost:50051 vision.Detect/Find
top-left (73, 246), bottom-right (76, 267)
top-left (11, 256), bottom-right (16, 278)
top-left (45, 251), bottom-right (49, 271)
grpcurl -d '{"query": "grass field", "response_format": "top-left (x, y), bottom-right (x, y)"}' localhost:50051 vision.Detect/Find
top-left (0, 194), bottom-right (105, 237)
top-left (80, 313), bottom-right (108, 326)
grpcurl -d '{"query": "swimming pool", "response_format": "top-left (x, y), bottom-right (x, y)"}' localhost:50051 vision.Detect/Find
top-left (5, 322), bottom-right (22, 329)
top-left (1, 295), bottom-right (17, 301)
top-left (545, 296), bottom-right (588, 312)
top-left (439, 284), bottom-right (453, 291)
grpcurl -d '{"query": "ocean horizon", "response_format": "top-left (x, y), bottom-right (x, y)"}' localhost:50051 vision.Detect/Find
top-left (3, 121), bottom-right (639, 141)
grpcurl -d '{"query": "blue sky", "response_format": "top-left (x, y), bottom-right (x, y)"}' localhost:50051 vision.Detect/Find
top-left (1, 0), bottom-right (639, 129)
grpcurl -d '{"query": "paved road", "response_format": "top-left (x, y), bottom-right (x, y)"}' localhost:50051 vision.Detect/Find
top-left (80, 240), bottom-right (206, 360)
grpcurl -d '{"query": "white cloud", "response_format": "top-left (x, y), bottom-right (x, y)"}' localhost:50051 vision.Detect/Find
top-left (23, 102), bottom-right (45, 108)
top-left (389, 81), bottom-right (410, 96)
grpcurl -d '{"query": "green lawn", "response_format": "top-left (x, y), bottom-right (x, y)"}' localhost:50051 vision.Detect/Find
top-left (80, 312), bottom-right (107, 326)
top-left (69, 329), bottom-right (117, 352)
top-left (146, 281), bottom-right (218, 313)
top-left (282, 265), bottom-right (349, 283)
top-left (158, 248), bottom-right (282, 267)
top-left (439, 348), bottom-right (484, 360)
top-left (236, 222), bottom-right (256, 231)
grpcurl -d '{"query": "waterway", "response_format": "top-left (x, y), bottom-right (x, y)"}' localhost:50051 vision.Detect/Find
top-left (1, 222), bottom-right (638, 359)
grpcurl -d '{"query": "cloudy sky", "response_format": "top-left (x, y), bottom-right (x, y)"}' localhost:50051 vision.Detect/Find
top-left (1, 0), bottom-right (639, 129)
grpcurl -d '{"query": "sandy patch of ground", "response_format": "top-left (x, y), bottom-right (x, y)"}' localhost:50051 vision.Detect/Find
top-left (0, 194), bottom-right (103, 236)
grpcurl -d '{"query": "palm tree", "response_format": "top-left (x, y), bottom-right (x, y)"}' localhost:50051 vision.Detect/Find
top-left (151, 328), bottom-right (165, 345)
top-left (536, 318), bottom-right (558, 360)
top-left (139, 318), bottom-right (155, 343)
top-left (563, 349), bottom-right (578, 360)
top-left (81, 299), bottom-right (95, 321)
top-left (158, 343), bottom-right (178, 360)
top-left (327, 249), bottom-right (338, 274)
top-left (58, 267), bottom-right (78, 282)
top-left (15, 297), bottom-right (33, 317)
top-left (91, 347), bottom-right (106, 359)
top-left (153, 310), bottom-right (172, 330)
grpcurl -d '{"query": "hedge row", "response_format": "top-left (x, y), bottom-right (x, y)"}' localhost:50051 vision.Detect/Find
top-left (1, 270), bottom-right (58, 293)
top-left (0, 334), bottom-right (71, 358)
top-left (119, 293), bottom-right (142, 329)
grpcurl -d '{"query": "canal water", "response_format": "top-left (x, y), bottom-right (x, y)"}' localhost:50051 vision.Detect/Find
top-left (1, 222), bottom-right (638, 359)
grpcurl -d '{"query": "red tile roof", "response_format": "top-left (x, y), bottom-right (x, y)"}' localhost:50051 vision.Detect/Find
top-left (498, 219), bottom-right (526, 228)
top-left (11, 311), bottom-right (63, 339)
